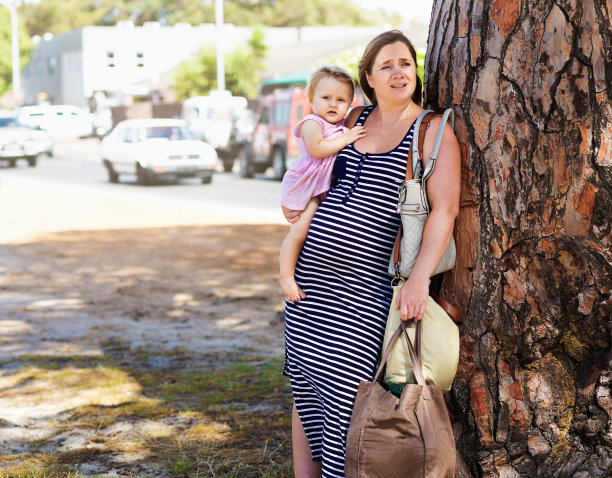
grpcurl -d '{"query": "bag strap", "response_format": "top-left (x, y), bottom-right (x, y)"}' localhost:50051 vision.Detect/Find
top-left (407, 110), bottom-right (438, 181)
top-left (432, 295), bottom-right (460, 324)
top-left (374, 320), bottom-right (426, 387)
top-left (419, 108), bottom-right (454, 181)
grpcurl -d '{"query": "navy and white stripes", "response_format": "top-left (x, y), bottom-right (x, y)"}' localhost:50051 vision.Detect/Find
top-left (283, 106), bottom-right (415, 477)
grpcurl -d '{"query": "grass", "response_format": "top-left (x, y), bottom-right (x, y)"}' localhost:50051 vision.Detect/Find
top-left (0, 352), bottom-right (293, 477)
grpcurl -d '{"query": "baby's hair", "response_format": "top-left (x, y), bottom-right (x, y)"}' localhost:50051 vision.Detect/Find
top-left (307, 65), bottom-right (355, 103)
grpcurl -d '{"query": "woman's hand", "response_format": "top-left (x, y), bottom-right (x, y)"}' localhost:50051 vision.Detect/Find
top-left (282, 205), bottom-right (303, 224)
top-left (395, 274), bottom-right (429, 321)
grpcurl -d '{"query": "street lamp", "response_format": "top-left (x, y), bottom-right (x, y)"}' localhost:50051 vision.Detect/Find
top-left (0, 0), bottom-right (20, 94)
top-left (215, 0), bottom-right (225, 91)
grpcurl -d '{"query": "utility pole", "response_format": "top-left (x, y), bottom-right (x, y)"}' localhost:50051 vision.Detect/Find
top-left (0, 0), bottom-right (20, 94)
top-left (215, 0), bottom-right (225, 91)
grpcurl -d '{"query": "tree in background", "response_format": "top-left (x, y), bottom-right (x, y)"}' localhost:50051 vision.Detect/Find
top-left (0, 9), bottom-right (33, 96)
top-left (425, 0), bottom-right (611, 476)
top-left (173, 28), bottom-right (267, 100)
top-left (18, 0), bottom-right (121, 36)
top-left (17, 0), bottom-right (395, 37)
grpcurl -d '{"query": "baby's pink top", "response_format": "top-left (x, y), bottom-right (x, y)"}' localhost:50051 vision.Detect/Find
top-left (281, 114), bottom-right (346, 210)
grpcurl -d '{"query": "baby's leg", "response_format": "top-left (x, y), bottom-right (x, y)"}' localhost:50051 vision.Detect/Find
top-left (279, 198), bottom-right (320, 302)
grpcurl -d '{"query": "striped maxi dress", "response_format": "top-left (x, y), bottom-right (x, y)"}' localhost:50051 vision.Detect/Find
top-left (283, 105), bottom-right (416, 477)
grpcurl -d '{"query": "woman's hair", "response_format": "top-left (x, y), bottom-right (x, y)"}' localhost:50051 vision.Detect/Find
top-left (307, 65), bottom-right (355, 104)
top-left (358, 30), bottom-right (423, 106)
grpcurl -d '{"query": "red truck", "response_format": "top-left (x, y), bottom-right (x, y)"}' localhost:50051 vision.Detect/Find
top-left (239, 88), bottom-right (311, 180)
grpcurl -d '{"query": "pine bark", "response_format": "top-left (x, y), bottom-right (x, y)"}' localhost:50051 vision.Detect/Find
top-left (424, 0), bottom-right (612, 476)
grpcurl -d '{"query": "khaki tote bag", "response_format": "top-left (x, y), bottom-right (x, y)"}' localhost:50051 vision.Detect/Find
top-left (345, 322), bottom-right (456, 478)
top-left (382, 281), bottom-right (460, 393)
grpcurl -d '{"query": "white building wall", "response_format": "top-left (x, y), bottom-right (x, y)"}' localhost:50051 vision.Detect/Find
top-left (23, 24), bottom-right (388, 107)
top-left (61, 50), bottom-right (86, 107)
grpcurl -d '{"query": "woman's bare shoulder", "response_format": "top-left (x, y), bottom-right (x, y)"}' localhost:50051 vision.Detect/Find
top-left (345, 106), bottom-right (368, 128)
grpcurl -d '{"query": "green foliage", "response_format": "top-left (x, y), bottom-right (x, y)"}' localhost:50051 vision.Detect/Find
top-left (18, 0), bottom-right (124, 37)
top-left (0, 9), bottom-right (34, 96)
top-left (173, 28), bottom-right (267, 100)
top-left (173, 47), bottom-right (217, 100)
top-left (323, 48), bottom-right (362, 84)
top-left (167, 458), bottom-right (193, 474)
top-left (417, 50), bottom-right (425, 84)
top-left (18, 0), bottom-right (392, 39)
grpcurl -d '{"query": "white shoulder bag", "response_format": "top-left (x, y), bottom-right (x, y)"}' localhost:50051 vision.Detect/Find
top-left (388, 108), bottom-right (456, 278)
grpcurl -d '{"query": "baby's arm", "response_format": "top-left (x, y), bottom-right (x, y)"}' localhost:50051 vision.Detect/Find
top-left (300, 119), bottom-right (366, 159)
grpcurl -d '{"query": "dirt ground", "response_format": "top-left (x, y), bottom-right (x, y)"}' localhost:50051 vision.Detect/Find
top-left (0, 174), bottom-right (293, 476)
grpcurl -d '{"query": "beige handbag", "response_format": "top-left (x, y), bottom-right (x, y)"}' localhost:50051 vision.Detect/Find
top-left (382, 280), bottom-right (460, 393)
top-left (345, 319), bottom-right (456, 478)
top-left (388, 109), bottom-right (456, 279)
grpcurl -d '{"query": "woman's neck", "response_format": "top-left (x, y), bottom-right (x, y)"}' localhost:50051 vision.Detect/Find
top-left (374, 100), bottom-right (415, 125)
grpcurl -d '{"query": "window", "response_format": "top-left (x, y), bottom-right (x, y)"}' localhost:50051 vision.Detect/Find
top-left (143, 126), bottom-right (189, 140)
top-left (272, 101), bottom-right (290, 126)
top-left (47, 57), bottom-right (57, 75)
top-left (259, 106), bottom-right (270, 125)
top-left (296, 105), bottom-right (303, 121)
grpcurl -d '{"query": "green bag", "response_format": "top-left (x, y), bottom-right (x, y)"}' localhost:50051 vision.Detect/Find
top-left (382, 281), bottom-right (460, 393)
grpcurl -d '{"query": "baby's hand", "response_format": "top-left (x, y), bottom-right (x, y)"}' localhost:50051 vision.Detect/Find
top-left (282, 205), bottom-right (303, 224)
top-left (344, 125), bottom-right (366, 144)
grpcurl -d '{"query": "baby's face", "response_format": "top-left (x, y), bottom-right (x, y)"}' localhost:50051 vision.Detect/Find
top-left (311, 77), bottom-right (353, 125)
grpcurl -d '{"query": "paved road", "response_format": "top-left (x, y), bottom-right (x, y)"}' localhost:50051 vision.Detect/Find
top-left (0, 140), bottom-right (287, 243)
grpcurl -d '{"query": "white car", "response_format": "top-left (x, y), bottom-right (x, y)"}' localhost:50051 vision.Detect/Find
top-left (0, 111), bottom-right (54, 167)
top-left (18, 104), bottom-right (93, 139)
top-left (101, 118), bottom-right (218, 185)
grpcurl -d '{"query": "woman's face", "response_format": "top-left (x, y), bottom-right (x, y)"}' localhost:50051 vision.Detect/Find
top-left (366, 41), bottom-right (417, 104)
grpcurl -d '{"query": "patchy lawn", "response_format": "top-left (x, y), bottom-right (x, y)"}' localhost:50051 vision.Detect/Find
top-left (0, 225), bottom-right (292, 477)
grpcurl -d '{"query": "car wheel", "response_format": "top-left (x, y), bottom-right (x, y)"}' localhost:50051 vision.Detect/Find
top-left (272, 147), bottom-right (286, 181)
top-left (201, 176), bottom-right (212, 184)
top-left (239, 146), bottom-right (254, 178)
top-left (136, 164), bottom-right (153, 186)
top-left (103, 159), bottom-right (119, 183)
top-left (8, 159), bottom-right (16, 168)
top-left (27, 156), bottom-right (37, 167)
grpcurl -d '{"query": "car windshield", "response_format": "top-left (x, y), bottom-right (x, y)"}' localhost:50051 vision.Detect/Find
top-left (0, 117), bottom-right (22, 128)
top-left (142, 126), bottom-right (192, 141)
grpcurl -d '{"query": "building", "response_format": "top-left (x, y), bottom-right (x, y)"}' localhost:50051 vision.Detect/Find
top-left (22, 23), bottom-right (427, 109)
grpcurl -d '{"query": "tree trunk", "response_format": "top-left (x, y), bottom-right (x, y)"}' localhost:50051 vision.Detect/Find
top-left (424, 0), bottom-right (611, 476)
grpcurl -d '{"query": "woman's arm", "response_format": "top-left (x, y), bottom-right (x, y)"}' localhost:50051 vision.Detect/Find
top-left (396, 118), bottom-right (461, 321)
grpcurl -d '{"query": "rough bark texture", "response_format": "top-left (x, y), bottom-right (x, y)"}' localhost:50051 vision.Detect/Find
top-left (424, 1), bottom-right (612, 476)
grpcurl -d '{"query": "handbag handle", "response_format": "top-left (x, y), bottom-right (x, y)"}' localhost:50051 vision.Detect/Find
top-left (374, 320), bottom-right (426, 387)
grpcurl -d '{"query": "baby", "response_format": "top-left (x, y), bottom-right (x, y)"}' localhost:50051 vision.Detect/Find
top-left (279, 65), bottom-right (366, 301)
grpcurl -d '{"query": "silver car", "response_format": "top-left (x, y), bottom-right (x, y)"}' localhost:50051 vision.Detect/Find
top-left (101, 118), bottom-right (218, 185)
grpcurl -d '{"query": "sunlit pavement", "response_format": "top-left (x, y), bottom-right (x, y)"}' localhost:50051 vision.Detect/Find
top-left (0, 148), bottom-right (287, 244)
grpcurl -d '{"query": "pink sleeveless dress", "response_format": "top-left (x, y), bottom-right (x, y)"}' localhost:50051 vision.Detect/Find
top-left (280, 114), bottom-right (346, 210)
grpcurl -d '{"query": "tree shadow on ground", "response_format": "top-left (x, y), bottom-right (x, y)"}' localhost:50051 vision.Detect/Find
top-left (0, 224), bottom-right (293, 477)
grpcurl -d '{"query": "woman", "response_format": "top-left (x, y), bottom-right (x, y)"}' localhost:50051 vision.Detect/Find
top-left (282, 30), bottom-right (460, 478)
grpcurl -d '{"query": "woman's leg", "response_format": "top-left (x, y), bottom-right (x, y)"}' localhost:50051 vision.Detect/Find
top-left (279, 198), bottom-right (320, 301)
top-left (292, 403), bottom-right (322, 478)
